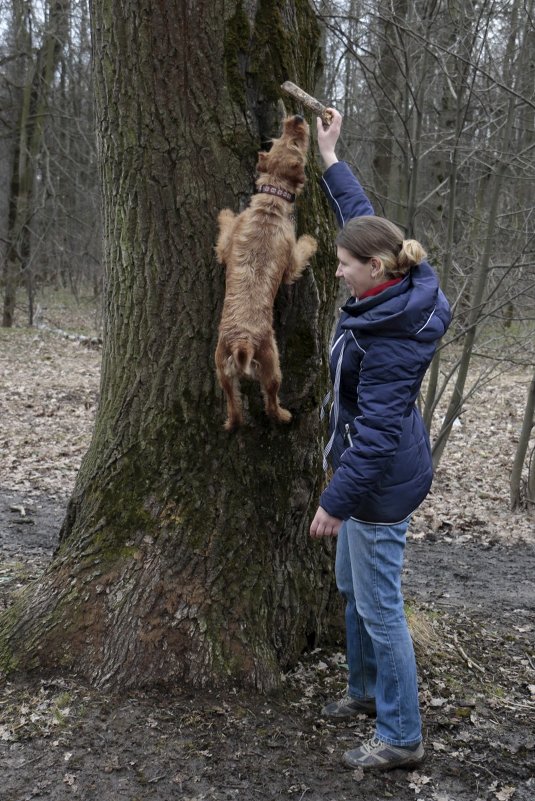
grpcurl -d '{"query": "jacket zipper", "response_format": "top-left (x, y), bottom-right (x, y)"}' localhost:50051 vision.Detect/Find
top-left (345, 423), bottom-right (354, 447)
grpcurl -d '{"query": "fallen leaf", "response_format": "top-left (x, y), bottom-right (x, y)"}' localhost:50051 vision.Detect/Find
top-left (430, 697), bottom-right (448, 707)
top-left (432, 740), bottom-right (447, 751)
top-left (494, 787), bottom-right (516, 801)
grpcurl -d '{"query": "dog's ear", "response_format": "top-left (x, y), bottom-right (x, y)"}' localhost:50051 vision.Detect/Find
top-left (257, 151), bottom-right (269, 173)
top-left (289, 159), bottom-right (306, 186)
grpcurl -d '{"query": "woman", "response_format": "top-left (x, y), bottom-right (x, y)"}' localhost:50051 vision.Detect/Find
top-left (310, 109), bottom-right (451, 771)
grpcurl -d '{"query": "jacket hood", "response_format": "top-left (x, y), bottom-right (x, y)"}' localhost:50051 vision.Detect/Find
top-left (341, 262), bottom-right (451, 342)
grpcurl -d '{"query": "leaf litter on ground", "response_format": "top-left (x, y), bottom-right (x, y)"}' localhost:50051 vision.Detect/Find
top-left (0, 292), bottom-right (534, 801)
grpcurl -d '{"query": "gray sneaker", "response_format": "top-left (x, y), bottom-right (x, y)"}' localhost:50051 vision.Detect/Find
top-left (343, 735), bottom-right (425, 771)
top-left (321, 693), bottom-right (376, 720)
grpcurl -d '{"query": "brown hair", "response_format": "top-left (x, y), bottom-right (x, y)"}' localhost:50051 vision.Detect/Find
top-left (336, 216), bottom-right (426, 279)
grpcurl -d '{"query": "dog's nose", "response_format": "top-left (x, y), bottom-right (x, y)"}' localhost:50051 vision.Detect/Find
top-left (294, 114), bottom-right (304, 123)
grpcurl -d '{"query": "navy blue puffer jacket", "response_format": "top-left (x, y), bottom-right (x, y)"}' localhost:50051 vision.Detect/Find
top-left (319, 162), bottom-right (451, 524)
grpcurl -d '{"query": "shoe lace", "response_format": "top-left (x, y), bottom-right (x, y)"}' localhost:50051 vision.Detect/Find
top-left (361, 735), bottom-right (383, 754)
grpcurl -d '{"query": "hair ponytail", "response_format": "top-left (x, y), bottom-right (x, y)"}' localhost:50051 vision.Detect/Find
top-left (398, 239), bottom-right (427, 273)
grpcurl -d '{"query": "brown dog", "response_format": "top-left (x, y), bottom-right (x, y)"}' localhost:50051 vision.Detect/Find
top-left (215, 115), bottom-right (317, 430)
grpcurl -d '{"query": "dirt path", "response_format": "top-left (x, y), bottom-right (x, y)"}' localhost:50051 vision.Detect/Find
top-left (1, 487), bottom-right (534, 801)
top-left (406, 537), bottom-right (535, 612)
top-left (1, 310), bottom-right (534, 800)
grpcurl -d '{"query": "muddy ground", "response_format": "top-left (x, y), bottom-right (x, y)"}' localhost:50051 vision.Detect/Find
top-left (0, 299), bottom-right (534, 801)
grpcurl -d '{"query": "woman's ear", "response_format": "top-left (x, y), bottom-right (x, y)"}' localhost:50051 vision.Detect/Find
top-left (370, 257), bottom-right (382, 276)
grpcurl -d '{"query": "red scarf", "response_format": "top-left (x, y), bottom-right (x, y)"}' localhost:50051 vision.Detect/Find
top-left (359, 277), bottom-right (402, 300)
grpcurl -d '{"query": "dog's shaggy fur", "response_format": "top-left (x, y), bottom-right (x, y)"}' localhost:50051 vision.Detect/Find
top-left (215, 115), bottom-right (317, 430)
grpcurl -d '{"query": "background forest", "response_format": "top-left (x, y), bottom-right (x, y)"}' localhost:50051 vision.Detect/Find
top-left (1, 0), bottom-right (534, 503)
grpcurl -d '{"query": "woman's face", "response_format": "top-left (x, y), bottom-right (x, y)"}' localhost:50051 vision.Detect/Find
top-left (336, 246), bottom-right (382, 299)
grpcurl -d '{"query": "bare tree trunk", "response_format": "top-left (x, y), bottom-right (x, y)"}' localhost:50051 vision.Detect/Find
top-left (0, 0), bottom-right (338, 691)
top-left (2, 0), bottom-right (70, 327)
top-left (423, 0), bottom-right (477, 430)
top-left (431, 0), bottom-right (523, 466)
top-left (510, 367), bottom-right (535, 509)
top-left (371, 0), bottom-right (408, 220)
top-left (431, 96), bottom-right (517, 466)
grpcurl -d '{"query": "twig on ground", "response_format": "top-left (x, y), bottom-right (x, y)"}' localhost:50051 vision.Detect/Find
top-left (453, 632), bottom-right (486, 673)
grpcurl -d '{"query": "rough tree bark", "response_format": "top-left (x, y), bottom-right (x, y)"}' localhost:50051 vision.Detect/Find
top-left (0, 0), bottom-right (339, 690)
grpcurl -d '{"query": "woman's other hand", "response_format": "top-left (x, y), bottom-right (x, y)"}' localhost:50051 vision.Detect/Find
top-left (309, 506), bottom-right (343, 538)
top-left (316, 108), bottom-right (342, 169)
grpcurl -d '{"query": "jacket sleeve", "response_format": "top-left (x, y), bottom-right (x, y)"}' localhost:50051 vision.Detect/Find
top-left (319, 338), bottom-right (426, 521)
top-left (320, 161), bottom-right (375, 227)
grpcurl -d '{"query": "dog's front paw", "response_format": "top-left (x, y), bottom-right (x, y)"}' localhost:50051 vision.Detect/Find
top-left (215, 209), bottom-right (238, 264)
top-left (298, 234), bottom-right (318, 259)
top-left (217, 208), bottom-right (236, 227)
top-left (286, 235), bottom-right (318, 283)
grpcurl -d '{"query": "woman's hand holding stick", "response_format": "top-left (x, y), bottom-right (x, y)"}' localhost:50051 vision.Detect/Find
top-left (280, 81), bottom-right (333, 127)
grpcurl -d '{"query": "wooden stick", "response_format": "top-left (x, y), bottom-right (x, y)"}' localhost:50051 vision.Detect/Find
top-left (453, 631), bottom-right (485, 674)
top-left (280, 81), bottom-right (333, 126)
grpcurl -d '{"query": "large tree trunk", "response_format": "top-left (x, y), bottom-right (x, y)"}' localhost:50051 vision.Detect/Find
top-left (0, 1), bottom-right (339, 690)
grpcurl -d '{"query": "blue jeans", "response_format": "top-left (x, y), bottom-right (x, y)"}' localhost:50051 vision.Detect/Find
top-left (335, 517), bottom-right (422, 746)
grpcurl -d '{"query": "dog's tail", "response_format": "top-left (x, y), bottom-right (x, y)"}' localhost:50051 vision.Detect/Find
top-left (227, 340), bottom-right (255, 377)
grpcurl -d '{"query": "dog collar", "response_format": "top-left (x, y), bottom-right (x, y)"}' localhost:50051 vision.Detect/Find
top-left (258, 184), bottom-right (296, 203)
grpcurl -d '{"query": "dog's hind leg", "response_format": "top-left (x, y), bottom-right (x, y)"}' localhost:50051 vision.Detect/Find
top-left (257, 337), bottom-right (292, 424)
top-left (222, 374), bottom-right (243, 431)
top-left (215, 340), bottom-right (244, 430)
